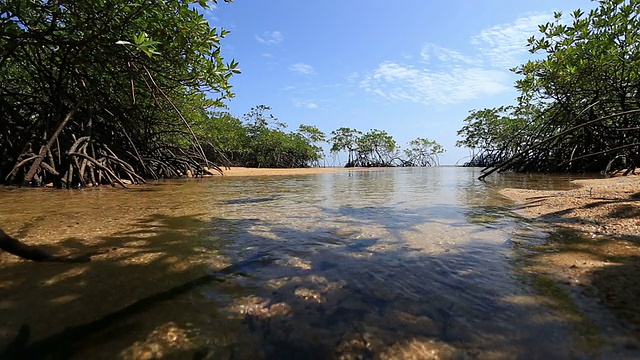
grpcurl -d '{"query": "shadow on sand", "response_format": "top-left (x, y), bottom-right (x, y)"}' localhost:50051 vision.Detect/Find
top-left (507, 189), bottom-right (640, 354)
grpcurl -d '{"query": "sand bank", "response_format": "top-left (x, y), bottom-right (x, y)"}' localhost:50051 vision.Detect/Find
top-left (500, 175), bottom-right (640, 238)
top-left (500, 175), bottom-right (640, 344)
top-left (215, 166), bottom-right (385, 177)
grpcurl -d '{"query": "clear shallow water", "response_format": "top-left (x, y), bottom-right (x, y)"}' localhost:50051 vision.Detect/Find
top-left (0, 168), bottom-right (603, 358)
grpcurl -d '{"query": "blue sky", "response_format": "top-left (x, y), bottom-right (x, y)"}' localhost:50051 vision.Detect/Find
top-left (203, 1), bottom-right (594, 165)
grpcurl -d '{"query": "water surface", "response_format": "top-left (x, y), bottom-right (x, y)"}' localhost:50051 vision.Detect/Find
top-left (0, 167), bottom-right (615, 358)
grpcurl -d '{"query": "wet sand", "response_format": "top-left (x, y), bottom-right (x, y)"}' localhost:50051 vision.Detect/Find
top-left (500, 174), bottom-right (640, 347)
top-left (501, 174), bottom-right (640, 238)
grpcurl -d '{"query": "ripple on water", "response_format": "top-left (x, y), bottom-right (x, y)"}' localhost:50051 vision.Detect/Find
top-left (0, 168), bottom-right (607, 359)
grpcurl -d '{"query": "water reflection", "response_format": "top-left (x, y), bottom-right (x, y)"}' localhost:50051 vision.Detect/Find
top-left (482, 170), bottom-right (598, 190)
top-left (0, 168), bottom-right (620, 358)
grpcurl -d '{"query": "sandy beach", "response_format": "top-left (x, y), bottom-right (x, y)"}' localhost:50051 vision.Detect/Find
top-left (500, 174), bottom-right (640, 341)
top-left (214, 166), bottom-right (387, 177)
top-left (500, 175), bottom-right (640, 238)
top-left (216, 166), bottom-right (345, 177)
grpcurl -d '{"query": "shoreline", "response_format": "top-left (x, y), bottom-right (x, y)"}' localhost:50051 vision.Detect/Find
top-left (214, 166), bottom-right (392, 177)
top-left (499, 174), bottom-right (640, 346)
top-left (1, 168), bottom-right (638, 354)
top-left (500, 174), bottom-right (640, 238)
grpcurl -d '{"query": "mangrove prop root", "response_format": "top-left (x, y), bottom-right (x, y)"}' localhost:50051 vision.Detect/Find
top-left (23, 105), bottom-right (79, 186)
top-left (475, 108), bottom-right (640, 179)
top-left (2, 125), bottom-right (219, 188)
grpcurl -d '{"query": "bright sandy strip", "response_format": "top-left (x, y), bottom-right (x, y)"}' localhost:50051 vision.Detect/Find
top-left (500, 174), bottom-right (640, 238)
top-left (215, 166), bottom-right (386, 177)
top-left (500, 174), bottom-right (640, 349)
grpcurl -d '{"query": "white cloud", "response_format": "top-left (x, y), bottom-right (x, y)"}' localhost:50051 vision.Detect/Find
top-left (420, 44), bottom-right (482, 66)
top-left (255, 31), bottom-right (283, 45)
top-left (292, 98), bottom-right (319, 109)
top-left (358, 13), bottom-right (560, 105)
top-left (346, 72), bottom-right (360, 83)
top-left (471, 13), bottom-right (554, 68)
top-left (290, 63), bottom-right (315, 76)
top-left (360, 62), bottom-right (509, 104)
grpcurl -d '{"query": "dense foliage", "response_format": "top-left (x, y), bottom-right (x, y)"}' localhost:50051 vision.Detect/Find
top-left (1, 0), bottom-right (445, 188)
top-left (457, 0), bottom-right (640, 177)
top-left (328, 127), bottom-right (443, 167)
top-left (1, 0), bottom-right (238, 187)
top-left (202, 106), bottom-right (325, 168)
top-left (202, 109), bottom-right (444, 168)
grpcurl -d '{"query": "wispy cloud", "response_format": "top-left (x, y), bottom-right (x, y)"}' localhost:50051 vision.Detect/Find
top-left (290, 63), bottom-right (316, 76)
top-left (360, 62), bottom-right (509, 104)
top-left (292, 98), bottom-right (319, 109)
top-left (420, 44), bottom-right (482, 66)
top-left (471, 13), bottom-right (554, 68)
top-left (255, 31), bottom-right (283, 45)
top-left (360, 13), bottom-right (556, 105)
top-left (346, 72), bottom-right (360, 84)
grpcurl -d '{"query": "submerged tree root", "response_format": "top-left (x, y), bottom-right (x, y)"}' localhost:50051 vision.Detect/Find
top-left (0, 229), bottom-right (97, 263)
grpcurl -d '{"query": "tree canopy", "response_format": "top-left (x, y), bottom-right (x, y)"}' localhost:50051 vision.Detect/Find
top-left (201, 106), bottom-right (326, 168)
top-left (202, 109), bottom-right (444, 169)
top-left (1, 0), bottom-right (238, 187)
top-left (404, 137), bottom-right (445, 167)
top-left (457, 0), bottom-right (640, 177)
top-left (328, 128), bottom-right (443, 168)
top-left (1, 0), bottom-right (446, 189)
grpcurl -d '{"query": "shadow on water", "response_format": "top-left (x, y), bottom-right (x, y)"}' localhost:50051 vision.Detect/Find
top-left (223, 196), bottom-right (283, 205)
top-left (0, 210), bottom-right (624, 359)
top-left (0, 213), bottom-right (224, 358)
top-left (0, 168), bottom-right (638, 359)
top-left (508, 190), bottom-right (640, 351)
